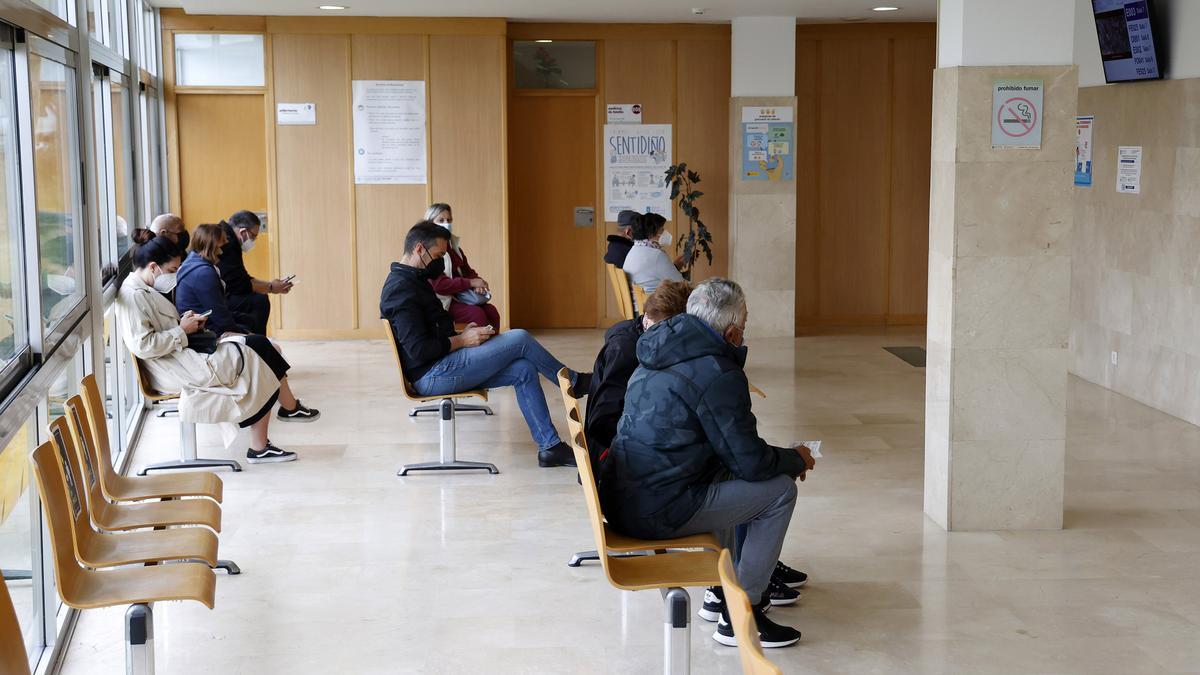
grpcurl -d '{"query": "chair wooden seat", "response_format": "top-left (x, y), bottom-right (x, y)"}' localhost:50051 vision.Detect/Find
top-left (606, 263), bottom-right (635, 320)
top-left (604, 526), bottom-right (720, 555)
top-left (66, 394), bottom-right (222, 532)
top-left (401, 385), bottom-right (489, 405)
top-left (128, 360), bottom-right (242, 475)
top-left (603, 548), bottom-right (721, 591)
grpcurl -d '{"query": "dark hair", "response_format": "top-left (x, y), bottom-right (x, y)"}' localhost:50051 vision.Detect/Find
top-left (117, 230), bottom-right (182, 288)
top-left (404, 220), bottom-right (451, 255)
top-left (191, 223), bottom-right (226, 263)
top-left (632, 213), bottom-right (666, 241)
top-left (643, 280), bottom-right (691, 322)
top-left (229, 210), bottom-right (260, 231)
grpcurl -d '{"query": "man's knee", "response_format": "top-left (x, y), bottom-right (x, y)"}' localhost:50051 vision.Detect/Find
top-left (509, 358), bottom-right (537, 382)
top-left (507, 328), bottom-right (530, 341)
top-left (769, 474), bottom-right (798, 505)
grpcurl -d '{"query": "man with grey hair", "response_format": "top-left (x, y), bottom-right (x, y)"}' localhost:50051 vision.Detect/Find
top-left (149, 213), bottom-right (189, 250)
top-left (605, 277), bottom-right (815, 649)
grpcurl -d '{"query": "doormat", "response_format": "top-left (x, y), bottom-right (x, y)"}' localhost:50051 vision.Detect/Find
top-left (885, 346), bottom-right (926, 368)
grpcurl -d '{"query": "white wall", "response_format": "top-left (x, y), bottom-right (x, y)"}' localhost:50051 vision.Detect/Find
top-left (1075, 0), bottom-right (1200, 86)
top-left (731, 17), bottom-right (795, 97)
top-left (938, 0), bottom-right (1074, 67)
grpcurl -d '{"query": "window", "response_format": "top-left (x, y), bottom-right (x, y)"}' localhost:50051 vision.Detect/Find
top-left (28, 53), bottom-right (84, 335)
top-left (92, 69), bottom-right (133, 287)
top-left (174, 34), bottom-right (264, 87)
top-left (29, 0), bottom-right (73, 26)
top-left (86, 0), bottom-right (110, 46)
top-left (0, 44), bottom-right (28, 376)
top-left (141, 4), bottom-right (157, 76)
top-left (513, 41), bottom-right (596, 89)
top-left (0, 416), bottom-right (38, 665)
top-left (138, 87), bottom-right (163, 217)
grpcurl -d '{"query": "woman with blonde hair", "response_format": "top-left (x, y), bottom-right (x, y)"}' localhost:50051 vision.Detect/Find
top-left (423, 203), bottom-right (501, 332)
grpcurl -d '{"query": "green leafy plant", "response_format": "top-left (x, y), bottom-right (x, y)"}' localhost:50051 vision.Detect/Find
top-left (534, 47), bottom-right (563, 87)
top-left (664, 162), bottom-right (713, 281)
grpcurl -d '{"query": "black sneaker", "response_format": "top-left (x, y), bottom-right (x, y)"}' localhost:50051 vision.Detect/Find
top-left (277, 400), bottom-right (320, 423)
top-left (766, 576), bottom-right (801, 606)
top-left (698, 587), bottom-right (724, 622)
top-left (570, 372), bottom-right (592, 399)
top-left (246, 443), bottom-right (298, 464)
top-left (774, 561), bottom-right (809, 588)
top-left (713, 600), bottom-right (800, 648)
top-left (538, 442), bottom-right (577, 467)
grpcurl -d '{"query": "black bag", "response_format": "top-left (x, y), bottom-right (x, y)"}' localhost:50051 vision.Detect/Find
top-left (185, 329), bottom-right (219, 354)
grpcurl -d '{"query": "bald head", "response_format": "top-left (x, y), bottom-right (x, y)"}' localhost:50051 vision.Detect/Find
top-left (149, 214), bottom-right (187, 245)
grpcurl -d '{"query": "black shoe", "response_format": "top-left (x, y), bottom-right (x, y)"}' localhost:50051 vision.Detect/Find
top-left (698, 586), bottom-right (724, 622)
top-left (766, 576), bottom-right (801, 606)
top-left (538, 442), bottom-right (577, 467)
top-left (713, 601), bottom-right (801, 649)
top-left (570, 372), bottom-right (592, 398)
top-left (277, 400), bottom-right (320, 423)
top-left (774, 560), bottom-right (809, 588)
top-left (246, 443), bottom-right (298, 464)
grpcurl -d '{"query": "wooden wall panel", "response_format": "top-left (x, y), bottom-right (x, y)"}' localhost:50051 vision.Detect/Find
top-left (430, 34), bottom-right (509, 327)
top-left (794, 39), bottom-right (820, 322)
top-left (676, 39), bottom-right (730, 282)
top-left (817, 38), bottom-right (891, 319)
top-left (889, 36), bottom-right (935, 321)
top-left (272, 33), bottom-right (355, 331)
top-left (351, 35), bottom-right (426, 329)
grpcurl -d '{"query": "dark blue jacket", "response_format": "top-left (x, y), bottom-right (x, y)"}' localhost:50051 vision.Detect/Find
top-left (604, 313), bottom-right (807, 539)
top-left (175, 252), bottom-right (245, 336)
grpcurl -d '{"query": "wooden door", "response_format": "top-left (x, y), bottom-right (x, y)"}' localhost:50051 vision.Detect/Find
top-left (176, 94), bottom-right (270, 280)
top-left (508, 95), bottom-right (597, 328)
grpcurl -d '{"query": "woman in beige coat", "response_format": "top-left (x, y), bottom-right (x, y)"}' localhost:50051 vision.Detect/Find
top-left (116, 232), bottom-right (310, 463)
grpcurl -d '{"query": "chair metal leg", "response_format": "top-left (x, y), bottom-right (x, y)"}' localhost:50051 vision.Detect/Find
top-left (662, 587), bottom-right (691, 675)
top-left (409, 401), bottom-right (493, 417)
top-left (399, 398), bottom-right (498, 476)
top-left (125, 603), bottom-right (154, 675)
top-left (568, 550), bottom-right (600, 567)
top-left (138, 421), bottom-right (242, 475)
top-left (213, 559), bottom-right (241, 575)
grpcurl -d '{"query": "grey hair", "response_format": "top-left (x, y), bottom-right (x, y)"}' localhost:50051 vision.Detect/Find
top-left (686, 278), bottom-right (747, 333)
top-left (424, 203), bottom-right (452, 222)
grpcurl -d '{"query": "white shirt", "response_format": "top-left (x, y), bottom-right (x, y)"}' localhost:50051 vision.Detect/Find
top-left (622, 240), bottom-right (683, 296)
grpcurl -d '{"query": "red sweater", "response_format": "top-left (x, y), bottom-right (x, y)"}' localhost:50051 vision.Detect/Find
top-left (429, 246), bottom-right (480, 296)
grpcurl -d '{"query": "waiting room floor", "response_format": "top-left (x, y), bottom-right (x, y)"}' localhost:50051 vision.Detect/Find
top-left (59, 331), bottom-right (1200, 674)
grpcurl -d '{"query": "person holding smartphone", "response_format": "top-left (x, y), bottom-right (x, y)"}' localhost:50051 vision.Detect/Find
top-left (218, 210), bottom-right (295, 334)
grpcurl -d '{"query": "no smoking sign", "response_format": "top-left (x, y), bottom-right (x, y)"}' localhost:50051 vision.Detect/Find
top-left (991, 79), bottom-right (1043, 149)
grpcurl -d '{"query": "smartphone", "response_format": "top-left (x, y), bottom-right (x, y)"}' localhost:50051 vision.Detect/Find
top-left (283, 274), bottom-right (296, 283)
top-left (199, 309), bottom-right (213, 318)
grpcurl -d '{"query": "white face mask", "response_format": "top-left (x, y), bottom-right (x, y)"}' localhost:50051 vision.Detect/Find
top-left (435, 219), bottom-right (452, 232)
top-left (241, 237), bottom-right (256, 253)
top-left (153, 271), bottom-right (177, 294)
top-left (658, 231), bottom-right (673, 248)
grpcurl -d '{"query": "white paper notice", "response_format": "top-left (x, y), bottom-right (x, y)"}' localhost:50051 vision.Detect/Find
top-left (1117, 145), bottom-right (1142, 194)
top-left (277, 103), bottom-right (316, 126)
top-left (606, 103), bottom-right (642, 124)
top-left (352, 80), bottom-right (427, 185)
top-left (603, 124), bottom-right (672, 221)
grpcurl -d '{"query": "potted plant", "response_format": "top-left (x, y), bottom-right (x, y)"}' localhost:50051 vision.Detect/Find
top-left (663, 162), bottom-right (713, 281)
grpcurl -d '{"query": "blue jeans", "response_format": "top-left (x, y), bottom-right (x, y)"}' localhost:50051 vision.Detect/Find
top-left (413, 329), bottom-right (572, 451)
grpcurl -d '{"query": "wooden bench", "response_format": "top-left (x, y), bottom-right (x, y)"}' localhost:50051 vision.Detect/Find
top-left (606, 263), bottom-right (635, 320)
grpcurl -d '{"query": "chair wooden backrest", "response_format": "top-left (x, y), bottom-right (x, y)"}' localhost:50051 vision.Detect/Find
top-left (555, 368), bottom-right (615, 578)
top-left (29, 441), bottom-right (92, 606)
top-left (129, 354), bottom-right (177, 402)
top-left (78, 375), bottom-right (118, 485)
top-left (718, 548), bottom-right (782, 675)
top-left (64, 396), bottom-right (117, 519)
top-left (46, 418), bottom-right (103, 562)
top-left (631, 283), bottom-right (648, 314)
top-left (0, 567), bottom-right (30, 675)
top-left (381, 319), bottom-right (488, 403)
top-left (606, 263), bottom-right (634, 321)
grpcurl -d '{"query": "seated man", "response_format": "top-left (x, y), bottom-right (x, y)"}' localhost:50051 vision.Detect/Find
top-left (381, 221), bottom-right (591, 468)
top-left (604, 278), bottom-right (815, 649)
top-left (149, 213), bottom-right (189, 249)
top-left (603, 210), bottom-right (638, 268)
top-left (218, 210), bottom-right (294, 335)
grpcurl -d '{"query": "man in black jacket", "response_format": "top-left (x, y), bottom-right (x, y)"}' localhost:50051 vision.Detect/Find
top-left (605, 278), bottom-right (815, 648)
top-left (602, 210), bottom-right (638, 268)
top-left (381, 221), bottom-right (590, 467)
top-left (218, 211), bottom-right (294, 335)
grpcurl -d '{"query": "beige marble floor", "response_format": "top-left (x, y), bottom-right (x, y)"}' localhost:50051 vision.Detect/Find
top-left (57, 332), bottom-right (1200, 674)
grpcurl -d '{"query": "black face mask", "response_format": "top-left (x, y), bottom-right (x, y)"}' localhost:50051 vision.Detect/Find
top-left (176, 230), bottom-right (190, 253)
top-left (422, 256), bottom-right (445, 279)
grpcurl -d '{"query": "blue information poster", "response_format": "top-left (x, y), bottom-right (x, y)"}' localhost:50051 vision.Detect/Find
top-left (1075, 115), bottom-right (1094, 187)
top-left (741, 106), bottom-right (794, 181)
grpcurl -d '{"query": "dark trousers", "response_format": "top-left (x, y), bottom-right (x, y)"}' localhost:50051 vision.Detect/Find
top-left (229, 292), bottom-right (271, 335)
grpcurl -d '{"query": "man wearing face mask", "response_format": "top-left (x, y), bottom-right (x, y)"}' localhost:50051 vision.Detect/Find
top-left (218, 210), bottom-right (294, 335)
top-left (603, 278), bottom-right (816, 650)
top-left (149, 213), bottom-right (191, 250)
top-left (381, 221), bottom-right (592, 468)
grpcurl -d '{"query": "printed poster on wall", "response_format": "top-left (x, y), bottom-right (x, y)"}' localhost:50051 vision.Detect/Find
top-left (352, 80), bottom-right (427, 184)
top-left (741, 106), bottom-right (794, 181)
top-left (1075, 115), bottom-right (1095, 186)
top-left (1117, 145), bottom-right (1142, 194)
top-left (992, 79), bottom-right (1044, 149)
top-left (604, 124), bottom-right (672, 221)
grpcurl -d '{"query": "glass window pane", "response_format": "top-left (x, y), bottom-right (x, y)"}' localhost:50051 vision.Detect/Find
top-left (175, 34), bottom-right (264, 87)
top-left (0, 416), bottom-right (38, 660)
top-left (29, 55), bottom-right (84, 332)
top-left (142, 5), bottom-right (156, 76)
top-left (513, 41), bottom-right (596, 89)
top-left (101, 310), bottom-right (121, 464)
top-left (29, 0), bottom-right (71, 23)
top-left (87, 0), bottom-right (109, 45)
top-left (0, 49), bottom-right (27, 366)
top-left (110, 77), bottom-right (132, 264)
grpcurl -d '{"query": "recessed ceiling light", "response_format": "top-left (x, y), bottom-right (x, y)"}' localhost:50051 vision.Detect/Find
top-left (535, 39), bottom-right (553, 43)
top-left (318, 5), bottom-right (347, 9)
top-left (873, 6), bottom-right (900, 11)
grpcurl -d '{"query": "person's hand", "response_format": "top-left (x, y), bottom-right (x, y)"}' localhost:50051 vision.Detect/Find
top-left (269, 278), bottom-right (294, 294)
top-left (674, 254), bottom-right (686, 269)
top-left (180, 311), bottom-right (206, 334)
top-left (460, 323), bottom-right (495, 348)
top-left (794, 445), bottom-right (816, 480)
top-left (470, 277), bottom-right (489, 292)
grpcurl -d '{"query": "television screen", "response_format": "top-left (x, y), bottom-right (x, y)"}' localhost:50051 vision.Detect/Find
top-left (1092, 0), bottom-right (1163, 82)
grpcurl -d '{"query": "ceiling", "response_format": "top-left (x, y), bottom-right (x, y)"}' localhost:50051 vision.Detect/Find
top-left (155, 0), bottom-right (937, 23)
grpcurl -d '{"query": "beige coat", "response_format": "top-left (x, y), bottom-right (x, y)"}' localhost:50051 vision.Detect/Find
top-left (116, 272), bottom-right (280, 425)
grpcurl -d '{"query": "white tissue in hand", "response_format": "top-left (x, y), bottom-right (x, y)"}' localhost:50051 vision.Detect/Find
top-left (794, 440), bottom-right (822, 458)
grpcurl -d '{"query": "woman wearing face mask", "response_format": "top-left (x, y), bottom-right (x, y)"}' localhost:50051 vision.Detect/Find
top-left (116, 230), bottom-right (305, 464)
top-left (621, 212), bottom-right (684, 298)
top-left (423, 203), bottom-right (501, 332)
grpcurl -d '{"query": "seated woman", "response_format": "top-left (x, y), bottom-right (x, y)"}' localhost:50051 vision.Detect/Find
top-left (621, 212), bottom-right (684, 298)
top-left (424, 203), bottom-right (501, 332)
top-left (174, 223), bottom-right (319, 423)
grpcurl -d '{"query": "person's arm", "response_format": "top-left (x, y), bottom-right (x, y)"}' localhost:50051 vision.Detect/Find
top-left (122, 293), bottom-right (188, 359)
top-left (658, 250), bottom-right (684, 282)
top-left (192, 265), bottom-right (240, 336)
top-left (429, 274), bottom-right (473, 296)
top-left (696, 369), bottom-right (807, 481)
top-left (457, 248), bottom-right (480, 280)
top-left (585, 341), bottom-right (636, 450)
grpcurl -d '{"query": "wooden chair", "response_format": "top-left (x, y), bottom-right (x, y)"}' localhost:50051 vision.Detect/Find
top-left (718, 548), bottom-right (783, 675)
top-left (606, 263), bottom-right (634, 320)
top-left (0, 570), bottom-right (29, 675)
top-left (556, 367), bottom-right (720, 674)
top-left (30, 441), bottom-right (215, 675)
top-left (382, 319), bottom-right (498, 476)
top-left (78, 375), bottom-right (223, 504)
top-left (46, 418), bottom-right (223, 570)
top-left (631, 282), bottom-right (649, 315)
top-left (129, 357), bottom-right (242, 475)
top-left (64, 395), bottom-right (223, 533)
